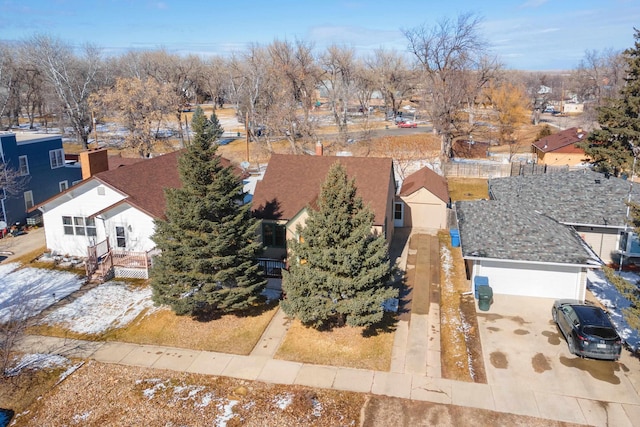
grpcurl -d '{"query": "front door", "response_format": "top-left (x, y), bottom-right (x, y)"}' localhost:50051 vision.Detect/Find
top-left (394, 202), bottom-right (404, 227)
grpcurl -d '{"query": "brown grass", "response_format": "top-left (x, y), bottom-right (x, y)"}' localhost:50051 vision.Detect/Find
top-left (447, 178), bottom-right (489, 201)
top-left (7, 246), bottom-right (47, 266)
top-left (102, 305), bottom-right (279, 354)
top-left (438, 231), bottom-right (471, 381)
top-left (0, 366), bottom-right (66, 416)
top-left (275, 319), bottom-right (395, 371)
top-left (13, 361), bottom-right (365, 427)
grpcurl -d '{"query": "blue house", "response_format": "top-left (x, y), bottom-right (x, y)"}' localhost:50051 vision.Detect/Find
top-left (0, 132), bottom-right (82, 229)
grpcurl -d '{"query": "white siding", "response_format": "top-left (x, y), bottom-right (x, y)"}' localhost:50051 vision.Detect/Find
top-left (473, 259), bottom-right (584, 300)
top-left (41, 180), bottom-right (156, 257)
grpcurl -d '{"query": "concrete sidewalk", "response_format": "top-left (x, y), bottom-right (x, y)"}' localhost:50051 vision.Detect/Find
top-left (16, 334), bottom-right (640, 425)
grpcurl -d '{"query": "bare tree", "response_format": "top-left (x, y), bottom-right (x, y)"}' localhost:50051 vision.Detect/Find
top-left (267, 39), bottom-right (320, 152)
top-left (90, 77), bottom-right (180, 157)
top-left (0, 43), bottom-right (18, 130)
top-left (404, 13), bottom-right (495, 160)
top-left (0, 161), bottom-right (30, 199)
top-left (366, 48), bottom-right (415, 119)
top-left (483, 81), bottom-right (530, 161)
top-left (25, 35), bottom-right (103, 148)
top-left (319, 45), bottom-right (357, 145)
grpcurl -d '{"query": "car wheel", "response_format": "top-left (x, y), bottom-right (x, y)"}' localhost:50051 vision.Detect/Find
top-left (567, 336), bottom-right (576, 355)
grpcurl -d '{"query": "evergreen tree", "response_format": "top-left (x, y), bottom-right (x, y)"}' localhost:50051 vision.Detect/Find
top-left (150, 107), bottom-right (266, 316)
top-left (581, 29), bottom-right (640, 176)
top-left (281, 162), bottom-right (397, 329)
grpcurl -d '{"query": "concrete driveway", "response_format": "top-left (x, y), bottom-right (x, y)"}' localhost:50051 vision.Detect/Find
top-left (476, 294), bottom-right (640, 420)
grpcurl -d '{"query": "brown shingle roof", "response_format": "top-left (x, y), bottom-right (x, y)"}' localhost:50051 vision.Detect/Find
top-left (94, 150), bottom-right (237, 219)
top-left (399, 167), bottom-right (449, 203)
top-left (252, 154), bottom-right (394, 225)
top-left (108, 154), bottom-right (145, 169)
top-left (532, 127), bottom-right (588, 153)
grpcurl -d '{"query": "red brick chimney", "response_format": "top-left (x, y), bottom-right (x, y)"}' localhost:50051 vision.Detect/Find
top-left (80, 148), bottom-right (109, 179)
top-left (315, 141), bottom-right (323, 156)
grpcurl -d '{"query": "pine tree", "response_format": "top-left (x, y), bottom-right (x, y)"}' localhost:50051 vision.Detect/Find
top-left (150, 107), bottom-right (266, 316)
top-left (281, 162), bottom-right (397, 329)
top-left (581, 29), bottom-right (640, 176)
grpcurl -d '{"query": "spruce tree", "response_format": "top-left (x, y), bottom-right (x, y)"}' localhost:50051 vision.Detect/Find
top-left (281, 162), bottom-right (397, 329)
top-left (150, 107), bottom-right (266, 316)
top-left (581, 29), bottom-right (640, 176)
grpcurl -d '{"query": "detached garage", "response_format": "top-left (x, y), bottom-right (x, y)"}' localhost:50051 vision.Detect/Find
top-left (456, 200), bottom-right (602, 301)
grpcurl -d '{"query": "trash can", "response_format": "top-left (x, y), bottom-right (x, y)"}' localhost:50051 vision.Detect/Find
top-left (450, 229), bottom-right (460, 247)
top-left (477, 285), bottom-right (493, 311)
top-left (474, 276), bottom-right (489, 298)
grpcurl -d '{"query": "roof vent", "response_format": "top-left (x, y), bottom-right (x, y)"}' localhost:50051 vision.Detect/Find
top-left (595, 179), bottom-right (601, 184)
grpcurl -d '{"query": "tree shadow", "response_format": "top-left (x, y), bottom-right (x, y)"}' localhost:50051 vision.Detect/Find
top-left (252, 198), bottom-right (282, 220)
top-left (192, 297), bottom-right (279, 322)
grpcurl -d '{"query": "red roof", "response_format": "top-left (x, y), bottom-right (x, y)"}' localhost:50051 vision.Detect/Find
top-left (399, 167), bottom-right (449, 203)
top-left (532, 127), bottom-right (588, 153)
top-left (94, 150), bottom-right (238, 219)
top-left (252, 154), bottom-right (394, 226)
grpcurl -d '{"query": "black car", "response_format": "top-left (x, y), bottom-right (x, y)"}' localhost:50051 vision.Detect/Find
top-left (552, 300), bottom-right (622, 361)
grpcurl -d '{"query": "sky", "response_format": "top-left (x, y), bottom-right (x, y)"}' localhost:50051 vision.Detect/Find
top-left (1, 0), bottom-right (639, 71)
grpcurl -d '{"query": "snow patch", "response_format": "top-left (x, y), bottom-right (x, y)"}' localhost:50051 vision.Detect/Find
top-left (0, 265), bottom-right (84, 322)
top-left (587, 269), bottom-right (640, 351)
top-left (5, 353), bottom-right (70, 377)
top-left (40, 282), bottom-right (155, 334)
top-left (274, 393), bottom-right (293, 410)
top-left (215, 400), bottom-right (239, 427)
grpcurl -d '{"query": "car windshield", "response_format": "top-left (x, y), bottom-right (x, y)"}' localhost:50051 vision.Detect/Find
top-left (582, 326), bottom-right (619, 339)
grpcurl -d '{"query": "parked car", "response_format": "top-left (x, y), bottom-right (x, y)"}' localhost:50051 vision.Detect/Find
top-left (552, 300), bottom-right (622, 360)
top-left (397, 121), bottom-right (417, 128)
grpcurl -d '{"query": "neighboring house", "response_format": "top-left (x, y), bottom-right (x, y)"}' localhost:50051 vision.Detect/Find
top-left (455, 169), bottom-right (640, 300)
top-left (33, 148), bottom-right (240, 280)
top-left (396, 166), bottom-right (450, 230)
top-left (456, 200), bottom-right (601, 300)
top-left (251, 154), bottom-right (396, 261)
top-left (0, 132), bottom-right (82, 228)
top-left (531, 127), bottom-right (589, 166)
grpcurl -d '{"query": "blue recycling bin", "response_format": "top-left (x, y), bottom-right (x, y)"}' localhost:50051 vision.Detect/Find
top-left (450, 229), bottom-right (460, 247)
top-left (474, 276), bottom-right (489, 298)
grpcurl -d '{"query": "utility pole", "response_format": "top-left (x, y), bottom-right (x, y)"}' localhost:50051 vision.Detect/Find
top-left (91, 111), bottom-right (98, 148)
top-left (245, 111), bottom-right (250, 163)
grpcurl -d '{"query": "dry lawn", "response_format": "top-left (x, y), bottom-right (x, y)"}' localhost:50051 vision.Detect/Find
top-left (438, 230), bottom-right (487, 383)
top-left (447, 178), bottom-right (489, 201)
top-left (275, 318), bottom-right (395, 371)
top-left (103, 304), bottom-right (279, 354)
top-left (10, 361), bottom-right (365, 427)
top-left (6, 361), bottom-right (570, 427)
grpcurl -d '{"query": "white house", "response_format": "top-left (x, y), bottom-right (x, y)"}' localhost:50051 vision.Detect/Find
top-left (34, 149), bottom-right (239, 279)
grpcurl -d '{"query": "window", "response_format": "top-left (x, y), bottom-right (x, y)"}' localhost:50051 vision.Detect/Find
top-left (115, 226), bottom-right (126, 248)
top-left (262, 223), bottom-right (286, 247)
top-left (50, 149), bottom-right (64, 169)
top-left (62, 216), bottom-right (96, 236)
top-left (59, 181), bottom-right (69, 191)
top-left (24, 191), bottom-right (34, 210)
top-left (18, 156), bottom-right (29, 175)
top-left (394, 203), bottom-right (403, 220)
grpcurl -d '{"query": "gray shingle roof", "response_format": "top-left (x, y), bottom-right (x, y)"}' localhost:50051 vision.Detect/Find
top-left (455, 200), bottom-right (601, 265)
top-left (488, 170), bottom-right (640, 227)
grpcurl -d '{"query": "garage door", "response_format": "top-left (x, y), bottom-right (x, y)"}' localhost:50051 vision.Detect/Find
top-left (475, 260), bottom-right (583, 300)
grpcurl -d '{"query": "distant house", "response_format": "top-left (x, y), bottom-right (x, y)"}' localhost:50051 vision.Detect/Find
top-left (251, 153), bottom-right (396, 261)
top-left (396, 166), bottom-right (449, 230)
top-left (34, 148), bottom-right (241, 280)
top-left (531, 127), bottom-right (589, 166)
top-left (0, 132), bottom-right (82, 228)
top-left (455, 169), bottom-right (640, 300)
